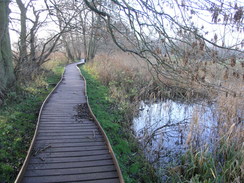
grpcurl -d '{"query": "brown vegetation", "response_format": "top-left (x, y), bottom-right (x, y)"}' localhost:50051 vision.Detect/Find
top-left (88, 51), bottom-right (243, 101)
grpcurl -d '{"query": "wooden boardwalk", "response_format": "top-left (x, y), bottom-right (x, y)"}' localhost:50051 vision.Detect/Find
top-left (15, 63), bottom-right (123, 183)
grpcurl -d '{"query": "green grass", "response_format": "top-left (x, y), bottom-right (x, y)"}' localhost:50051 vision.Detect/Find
top-left (79, 66), bottom-right (158, 183)
top-left (0, 66), bottom-right (64, 183)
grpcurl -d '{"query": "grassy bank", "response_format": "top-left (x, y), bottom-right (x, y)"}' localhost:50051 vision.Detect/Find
top-left (0, 64), bottom-right (64, 182)
top-left (79, 66), bottom-right (158, 183)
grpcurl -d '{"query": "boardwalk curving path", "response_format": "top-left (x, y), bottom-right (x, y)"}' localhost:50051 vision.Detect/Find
top-left (15, 62), bottom-right (123, 183)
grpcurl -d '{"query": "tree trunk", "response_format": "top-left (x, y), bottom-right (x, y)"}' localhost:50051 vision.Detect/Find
top-left (16, 0), bottom-right (28, 64)
top-left (56, 10), bottom-right (74, 61)
top-left (0, 0), bottom-right (15, 98)
top-left (82, 27), bottom-right (88, 60)
top-left (87, 12), bottom-right (99, 61)
top-left (80, 12), bottom-right (88, 60)
top-left (64, 38), bottom-right (74, 61)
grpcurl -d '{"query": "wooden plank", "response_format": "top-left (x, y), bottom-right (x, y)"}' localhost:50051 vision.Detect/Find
top-left (41, 114), bottom-right (76, 116)
top-left (39, 120), bottom-right (94, 123)
top-left (40, 115), bottom-right (76, 118)
top-left (73, 178), bottom-right (120, 183)
top-left (37, 130), bottom-right (100, 135)
top-left (41, 107), bottom-right (75, 108)
top-left (38, 126), bottom-right (97, 130)
top-left (36, 135), bottom-right (102, 140)
top-left (35, 138), bottom-right (103, 144)
top-left (39, 118), bottom-right (92, 122)
top-left (34, 141), bottom-right (105, 148)
top-left (30, 154), bottom-right (111, 164)
top-left (39, 119), bottom-right (78, 121)
top-left (42, 108), bottom-right (77, 110)
top-left (38, 121), bottom-right (84, 124)
top-left (31, 149), bottom-right (110, 158)
top-left (47, 100), bottom-right (85, 102)
top-left (38, 128), bottom-right (98, 132)
top-left (39, 123), bottom-right (95, 126)
top-left (39, 122), bottom-right (95, 125)
top-left (36, 132), bottom-right (101, 137)
top-left (33, 145), bottom-right (106, 154)
top-left (42, 109), bottom-right (76, 111)
top-left (37, 129), bottom-right (100, 133)
top-left (22, 171), bottom-right (118, 183)
top-left (23, 177), bottom-right (120, 183)
top-left (32, 145), bottom-right (107, 153)
top-left (26, 159), bottom-right (114, 170)
top-left (24, 165), bottom-right (116, 177)
top-left (45, 103), bottom-right (84, 105)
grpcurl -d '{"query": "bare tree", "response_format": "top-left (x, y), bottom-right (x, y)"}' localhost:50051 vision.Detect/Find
top-left (83, 0), bottom-right (244, 97)
top-left (49, 0), bottom-right (108, 61)
top-left (45, 0), bottom-right (83, 61)
top-left (12, 0), bottom-right (76, 81)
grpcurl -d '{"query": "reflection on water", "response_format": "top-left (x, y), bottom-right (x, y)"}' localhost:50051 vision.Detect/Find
top-left (132, 100), bottom-right (218, 168)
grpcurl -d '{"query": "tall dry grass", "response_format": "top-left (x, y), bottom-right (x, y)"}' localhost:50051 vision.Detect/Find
top-left (85, 51), bottom-right (243, 100)
top-left (84, 52), bottom-right (193, 102)
top-left (42, 52), bottom-right (70, 70)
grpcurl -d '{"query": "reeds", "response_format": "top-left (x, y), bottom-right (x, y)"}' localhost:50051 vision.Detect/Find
top-left (169, 141), bottom-right (243, 183)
